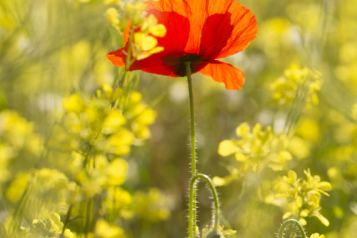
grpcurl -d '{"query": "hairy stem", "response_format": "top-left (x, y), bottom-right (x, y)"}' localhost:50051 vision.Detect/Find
top-left (185, 62), bottom-right (197, 178)
top-left (190, 174), bottom-right (220, 231)
top-left (278, 219), bottom-right (307, 238)
top-left (185, 61), bottom-right (197, 238)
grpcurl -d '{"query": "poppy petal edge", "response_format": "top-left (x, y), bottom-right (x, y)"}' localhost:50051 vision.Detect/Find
top-left (199, 60), bottom-right (245, 90)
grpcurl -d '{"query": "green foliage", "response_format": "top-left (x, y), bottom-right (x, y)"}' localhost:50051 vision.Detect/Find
top-left (1, 0), bottom-right (357, 237)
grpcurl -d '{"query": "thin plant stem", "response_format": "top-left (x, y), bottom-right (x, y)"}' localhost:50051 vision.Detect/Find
top-left (185, 61), bottom-right (197, 238)
top-left (11, 184), bottom-right (30, 232)
top-left (61, 205), bottom-right (73, 236)
top-left (278, 219), bottom-right (307, 238)
top-left (190, 174), bottom-right (220, 231)
top-left (84, 199), bottom-right (92, 237)
top-left (185, 62), bottom-right (197, 175)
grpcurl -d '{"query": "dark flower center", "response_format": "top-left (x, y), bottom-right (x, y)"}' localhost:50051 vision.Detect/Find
top-left (174, 54), bottom-right (202, 77)
top-left (163, 54), bottom-right (203, 77)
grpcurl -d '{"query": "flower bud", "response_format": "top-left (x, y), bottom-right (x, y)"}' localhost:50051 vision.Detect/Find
top-left (206, 230), bottom-right (224, 238)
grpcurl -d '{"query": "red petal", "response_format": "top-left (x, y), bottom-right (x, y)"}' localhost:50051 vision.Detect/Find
top-left (146, 10), bottom-right (190, 55)
top-left (147, 0), bottom-right (256, 58)
top-left (199, 60), bottom-right (245, 90)
top-left (107, 48), bottom-right (178, 76)
top-left (199, 13), bottom-right (234, 59)
top-left (107, 48), bottom-right (126, 67)
top-left (141, 65), bottom-right (178, 77)
top-left (216, 1), bottom-right (257, 59)
top-left (123, 24), bottom-right (130, 44)
top-left (107, 9), bottom-right (191, 76)
top-left (182, 0), bottom-right (240, 55)
top-left (145, 0), bottom-right (204, 55)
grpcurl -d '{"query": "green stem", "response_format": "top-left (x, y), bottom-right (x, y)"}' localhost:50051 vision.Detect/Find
top-left (278, 219), bottom-right (307, 238)
top-left (185, 62), bottom-right (196, 176)
top-left (185, 61), bottom-right (197, 238)
top-left (111, 29), bottom-right (133, 107)
top-left (84, 199), bottom-right (92, 237)
top-left (61, 205), bottom-right (72, 236)
top-left (11, 184), bottom-right (30, 231)
top-left (190, 174), bottom-right (220, 231)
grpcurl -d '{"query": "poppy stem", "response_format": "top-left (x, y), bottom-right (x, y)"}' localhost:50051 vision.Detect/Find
top-left (278, 219), bottom-right (307, 238)
top-left (184, 62), bottom-right (197, 177)
top-left (190, 174), bottom-right (220, 231)
top-left (185, 61), bottom-right (197, 238)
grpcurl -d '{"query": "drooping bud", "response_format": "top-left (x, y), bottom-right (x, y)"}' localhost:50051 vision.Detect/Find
top-left (206, 230), bottom-right (224, 238)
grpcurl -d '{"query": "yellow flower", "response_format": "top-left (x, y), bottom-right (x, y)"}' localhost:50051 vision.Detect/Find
top-left (270, 65), bottom-right (322, 106)
top-left (218, 122), bottom-right (292, 184)
top-left (310, 233), bottom-right (325, 238)
top-left (95, 219), bottom-right (125, 238)
top-left (269, 169), bottom-right (331, 226)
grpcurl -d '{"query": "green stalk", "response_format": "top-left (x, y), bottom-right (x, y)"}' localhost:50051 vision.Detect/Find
top-left (84, 199), bottom-right (92, 237)
top-left (185, 61), bottom-right (197, 238)
top-left (61, 205), bottom-right (72, 236)
top-left (185, 62), bottom-right (197, 176)
top-left (190, 174), bottom-right (220, 231)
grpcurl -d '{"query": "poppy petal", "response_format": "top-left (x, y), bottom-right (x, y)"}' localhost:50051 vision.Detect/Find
top-left (199, 60), bottom-right (245, 90)
top-left (123, 24), bottom-right (130, 44)
top-left (131, 10), bottom-right (191, 75)
top-left (216, 1), bottom-right (257, 59)
top-left (146, 0), bottom-right (209, 55)
top-left (131, 53), bottom-right (178, 76)
top-left (107, 48), bottom-right (178, 76)
top-left (107, 10), bottom-right (190, 76)
top-left (183, 0), bottom-right (240, 55)
top-left (107, 48), bottom-right (126, 67)
top-left (199, 13), bottom-right (234, 59)
top-left (145, 9), bottom-right (190, 55)
top-left (149, 0), bottom-right (256, 58)
top-left (141, 65), bottom-right (178, 77)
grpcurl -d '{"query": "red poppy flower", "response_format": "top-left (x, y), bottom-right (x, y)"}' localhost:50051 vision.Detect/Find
top-left (107, 0), bottom-right (257, 90)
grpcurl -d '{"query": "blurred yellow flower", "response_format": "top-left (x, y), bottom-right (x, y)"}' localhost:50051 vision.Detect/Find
top-left (95, 219), bottom-right (125, 238)
top-left (270, 65), bottom-right (322, 106)
top-left (268, 169), bottom-right (331, 226)
top-left (217, 122), bottom-right (292, 185)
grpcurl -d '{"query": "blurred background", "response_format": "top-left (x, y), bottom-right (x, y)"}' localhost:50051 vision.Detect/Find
top-left (1, 0), bottom-right (357, 237)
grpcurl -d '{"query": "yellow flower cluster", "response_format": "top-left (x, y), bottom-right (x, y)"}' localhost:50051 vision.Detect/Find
top-left (133, 188), bottom-right (171, 222)
top-left (75, 155), bottom-right (128, 198)
top-left (201, 225), bottom-right (236, 238)
top-left (310, 233), bottom-right (325, 238)
top-left (270, 64), bottom-right (322, 106)
top-left (104, 187), bottom-right (133, 220)
top-left (62, 218), bottom-right (128, 238)
top-left (6, 169), bottom-right (76, 216)
top-left (352, 103), bottom-right (357, 121)
top-left (25, 213), bottom-right (74, 238)
top-left (214, 123), bottom-right (292, 186)
top-left (103, 187), bottom-right (171, 223)
top-left (50, 85), bottom-right (156, 158)
top-left (335, 42), bottom-right (357, 95)
top-left (93, 219), bottom-right (125, 238)
top-left (0, 83), bottom-right (170, 237)
top-left (266, 169), bottom-right (332, 227)
top-left (105, 1), bottom-right (166, 61)
top-left (0, 111), bottom-right (43, 190)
